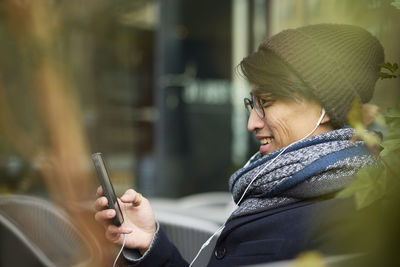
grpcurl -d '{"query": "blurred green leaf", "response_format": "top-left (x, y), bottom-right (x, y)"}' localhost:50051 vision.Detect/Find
top-left (292, 251), bottom-right (326, 267)
top-left (385, 106), bottom-right (400, 140)
top-left (379, 62), bottom-right (399, 73)
top-left (378, 62), bottom-right (400, 80)
top-left (347, 99), bottom-right (382, 148)
top-left (374, 113), bottom-right (387, 127)
top-left (380, 139), bottom-right (400, 157)
top-left (357, 127), bottom-right (381, 147)
top-left (385, 104), bottom-right (400, 119)
top-left (392, 0), bottom-right (400, 9)
top-left (337, 166), bottom-right (386, 209)
top-left (386, 125), bottom-right (400, 141)
top-left (347, 98), bottom-right (363, 128)
top-left (378, 72), bottom-right (397, 80)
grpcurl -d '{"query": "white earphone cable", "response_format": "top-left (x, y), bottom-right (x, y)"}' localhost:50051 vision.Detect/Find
top-left (113, 234), bottom-right (126, 267)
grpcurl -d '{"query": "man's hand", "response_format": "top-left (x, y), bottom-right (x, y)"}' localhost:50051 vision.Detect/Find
top-left (94, 187), bottom-right (157, 254)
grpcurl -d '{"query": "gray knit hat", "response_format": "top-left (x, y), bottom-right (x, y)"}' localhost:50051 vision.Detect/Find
top-left (259, 24), bottom-right (384, 127)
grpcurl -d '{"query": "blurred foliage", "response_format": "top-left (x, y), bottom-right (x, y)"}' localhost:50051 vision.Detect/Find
top-left (378, 62), bottom-right (399, 79)
top-left (336, 60), bottom-right (400, 264)
top-left (338, 62), bottom-right (400, 210)
top-left (392, 0), bottom-right (400, 9)
top-left (347, 99), bottom-right (383, 150)
top-left (292, 251), bottom-right (327, 267)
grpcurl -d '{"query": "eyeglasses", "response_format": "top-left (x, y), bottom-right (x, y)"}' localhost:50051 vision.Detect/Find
top-left (244, 94), bottom-right (266, 118)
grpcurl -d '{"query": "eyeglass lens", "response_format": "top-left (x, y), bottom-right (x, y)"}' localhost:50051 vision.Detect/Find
top-left (243, 95), bottom-right (264, 118)
top-left (252, 94), bottom-right (264, 118)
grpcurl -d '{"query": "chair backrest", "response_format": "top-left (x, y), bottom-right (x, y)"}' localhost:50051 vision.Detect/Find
top-left (151, 191), bottom-right (234, 224)
top-left (0, 194), bottom-right (93, 267)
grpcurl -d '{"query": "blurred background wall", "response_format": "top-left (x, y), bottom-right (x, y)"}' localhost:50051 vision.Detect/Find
top-left (0, 0), bottom-right (399, 200)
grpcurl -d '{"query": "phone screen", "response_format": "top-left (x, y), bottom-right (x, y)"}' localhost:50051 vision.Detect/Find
top-left (92, 152), bottom-right (124, 226)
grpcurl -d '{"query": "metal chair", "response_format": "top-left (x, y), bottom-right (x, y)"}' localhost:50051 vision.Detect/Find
top-left (0, 194), bottom-right (93, 267)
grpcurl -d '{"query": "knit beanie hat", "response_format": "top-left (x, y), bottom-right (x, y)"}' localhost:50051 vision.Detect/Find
top-left (259, 24), bottom-right (384, 127)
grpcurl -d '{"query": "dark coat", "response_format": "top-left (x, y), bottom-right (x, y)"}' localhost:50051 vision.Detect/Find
top-left (123, 197), bottom-right (367, 267)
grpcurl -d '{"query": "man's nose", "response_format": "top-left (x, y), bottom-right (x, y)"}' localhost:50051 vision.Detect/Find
top-left (247, 108), bottom-right (264, 132)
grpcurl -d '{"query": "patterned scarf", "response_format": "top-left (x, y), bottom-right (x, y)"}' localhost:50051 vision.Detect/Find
top-left (228, 128), bottom-right (377, 219)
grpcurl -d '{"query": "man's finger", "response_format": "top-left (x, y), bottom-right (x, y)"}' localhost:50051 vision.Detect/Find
top-left (96, 186), bottom-right (104, 197)
top-left (105, 230), bottom-right (123, 243)
top-left (93, 196), bottom-right (108, 211)
top-left (120, 189), bottom-right (137, 202)
top-left (120, 189), bottom-right (143, 206)
top-left (94, 209), bottom-right (116, 223)
top-left (107, 224), bottom-right (133, 235)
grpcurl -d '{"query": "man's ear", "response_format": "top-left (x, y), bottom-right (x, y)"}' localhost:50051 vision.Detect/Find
top-left (321, 112), bottom-right (331, 124)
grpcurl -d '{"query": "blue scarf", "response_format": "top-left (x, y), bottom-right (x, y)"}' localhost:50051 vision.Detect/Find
top-left (229, 128), bottom-right (377, 219)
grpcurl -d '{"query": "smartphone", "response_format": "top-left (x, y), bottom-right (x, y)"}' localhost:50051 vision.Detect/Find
top-left (92, 152), bottom-right (124, 226)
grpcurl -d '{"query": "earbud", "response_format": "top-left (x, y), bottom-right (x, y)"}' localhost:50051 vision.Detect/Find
top-left (315, 108), bottom-right (326, 127)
